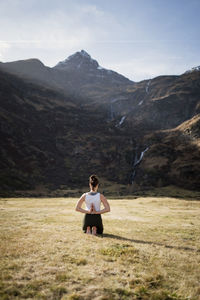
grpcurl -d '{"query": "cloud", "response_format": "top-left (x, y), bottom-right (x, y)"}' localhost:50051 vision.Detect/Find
top-left (0, 3), bottom-right (117, 50)
top-left (0, 41), bottom-right (11, 59)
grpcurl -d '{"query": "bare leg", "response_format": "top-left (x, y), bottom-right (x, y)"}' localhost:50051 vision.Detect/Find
top-left (92, 226), bottom-right (97, 235)
top-left (86, 226), bottom-right (91, 234)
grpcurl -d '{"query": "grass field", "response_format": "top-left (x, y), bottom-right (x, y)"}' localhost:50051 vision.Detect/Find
top-left (0, 196), bottom-right (200, 300)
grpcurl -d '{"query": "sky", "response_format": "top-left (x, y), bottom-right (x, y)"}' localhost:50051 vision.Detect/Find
top-left (0, 0), bottom-right (199, 81)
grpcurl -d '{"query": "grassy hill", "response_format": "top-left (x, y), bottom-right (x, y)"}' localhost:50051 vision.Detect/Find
top-left (0, 196), bottom-right (200, 299)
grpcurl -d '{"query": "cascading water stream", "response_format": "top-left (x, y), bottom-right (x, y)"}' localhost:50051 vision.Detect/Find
top-left (145, 79), bottom-right (151, 94)
top-left (130, 147), bottom-right (149, 184)
top-left (134, 147), bottom-right (149, 166)
top-left (138, 79), bottom-right (151, 107)
top-left (116, 115), bottom-right (126, 127)
top-left (110, 99), bottom-right (119, 120)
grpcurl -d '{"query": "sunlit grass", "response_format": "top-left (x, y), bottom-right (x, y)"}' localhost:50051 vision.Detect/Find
top-left (0, 196), bottom-right (200, 299)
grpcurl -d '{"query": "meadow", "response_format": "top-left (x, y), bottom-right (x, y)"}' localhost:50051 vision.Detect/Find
top-left (0, 196), bottom-right (200, 300)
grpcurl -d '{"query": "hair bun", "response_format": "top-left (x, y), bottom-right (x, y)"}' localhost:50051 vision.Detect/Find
top-left (89, 174), bottom-right (99, 187)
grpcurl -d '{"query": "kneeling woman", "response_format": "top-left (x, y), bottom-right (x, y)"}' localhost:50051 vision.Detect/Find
top-left (75, 175), bottom-right (110, 235)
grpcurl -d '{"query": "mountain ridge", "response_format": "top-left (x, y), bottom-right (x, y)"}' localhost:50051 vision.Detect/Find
top-left (0, 50), bottom-right (133, 100)
top-left (0, 51), bottom-right (200, 195)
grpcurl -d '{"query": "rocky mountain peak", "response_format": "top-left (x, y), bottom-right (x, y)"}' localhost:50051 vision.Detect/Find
top-left (54, 49), bottom-right (99, 70)
top-left (185, 65), bottom-right (200, 74)
top-left (53, 49), bottom-right (132, 84)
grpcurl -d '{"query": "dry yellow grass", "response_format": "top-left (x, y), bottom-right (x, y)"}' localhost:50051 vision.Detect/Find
top-left (0, 196), bottom-right (200, 300)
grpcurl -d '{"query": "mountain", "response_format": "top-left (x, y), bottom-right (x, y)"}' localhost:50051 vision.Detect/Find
top-left (0, 50), bottom-right (133, 101)
top-left (54, 50), bottom-right (131, 86)
top-left (0, 51), bottom-right (200, 195)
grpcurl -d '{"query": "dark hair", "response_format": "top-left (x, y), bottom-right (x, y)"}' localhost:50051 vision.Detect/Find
top-left (89, 174), bottom-right (99, 188)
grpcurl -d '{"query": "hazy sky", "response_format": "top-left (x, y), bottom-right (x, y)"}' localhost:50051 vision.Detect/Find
top-left (0, 0), bottom-right (199, 81)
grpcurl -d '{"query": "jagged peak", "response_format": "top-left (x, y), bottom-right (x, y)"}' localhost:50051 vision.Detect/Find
top-left (54, 50), bottom-right (99, 69)
top-left (52, 50), bottom-right (132, 82)
top-left (185, 65), bottom-right (200, 74)
top-left (66, 50), bottom-right (92, 61)
top-left (80, 50), bottom-right (91, 58)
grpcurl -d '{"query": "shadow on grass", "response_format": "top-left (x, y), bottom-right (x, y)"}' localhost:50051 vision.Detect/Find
top-left (102, 233), bottom-right (200, 252)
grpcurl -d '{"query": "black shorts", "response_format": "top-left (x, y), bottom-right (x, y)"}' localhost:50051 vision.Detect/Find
top-left (83, 214), bottom-right (103, 234)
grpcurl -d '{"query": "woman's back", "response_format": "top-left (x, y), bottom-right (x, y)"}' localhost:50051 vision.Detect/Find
top-left (85, 192), bottom-right (101, 212)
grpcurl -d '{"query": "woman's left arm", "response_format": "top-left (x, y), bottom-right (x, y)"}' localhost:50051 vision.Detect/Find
top-left (96, 194), bottom-right (110, 214)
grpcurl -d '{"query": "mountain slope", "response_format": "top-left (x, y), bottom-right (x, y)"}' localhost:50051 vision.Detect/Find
top-left (107, 71), bottom-right (200, 132)
top-left (0, 51), bottom-right (200, 194)
top-left (0, 50), bottom-right (133, 101)
top-left (0, 70), bottom-right (135, 193)
top-left (135, 115), bottom-right (200, 190)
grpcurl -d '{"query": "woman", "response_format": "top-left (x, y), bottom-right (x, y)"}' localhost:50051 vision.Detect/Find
top-left (75, 174), bottom-right (110, 235)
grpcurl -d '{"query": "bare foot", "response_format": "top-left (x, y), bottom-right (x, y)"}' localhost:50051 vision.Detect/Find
top-left (86, 226), bottom-right (91, 234)
top-left (92, 226), bottom-right (97, 235)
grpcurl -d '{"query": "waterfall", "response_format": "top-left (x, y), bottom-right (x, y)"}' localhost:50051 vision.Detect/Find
top-left (130, 147), bottom-right (149, 184)
top-left (109, 97), bottom-right (128, 121)
top-left (145, 79), bottom-right (151, 94)
top-left (138, 100), bottom-right (143, 106)
top-left (134, 147), bottom-right (149, 167)
top-left (130, 170), bottom-right (136, 184)
top-left (116, 115), bottom-right (126, 127)
top-left (138, 79), bottom-right (151, 107)
top-left (119, 116), bottom-right (126, 126)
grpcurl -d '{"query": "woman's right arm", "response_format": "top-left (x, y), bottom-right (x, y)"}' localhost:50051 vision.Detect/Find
top-left (75, 194), bottom-right (90, 214)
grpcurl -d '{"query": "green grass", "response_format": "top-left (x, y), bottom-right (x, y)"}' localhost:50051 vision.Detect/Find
top-left (0, 196), bottom-right (200, 299)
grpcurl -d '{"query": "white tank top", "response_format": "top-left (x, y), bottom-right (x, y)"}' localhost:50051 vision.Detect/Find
top-left (85, 192), bottom-right (101, 212)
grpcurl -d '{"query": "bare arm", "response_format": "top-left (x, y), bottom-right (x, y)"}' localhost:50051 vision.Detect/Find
top-left (96, 194), bottom-right (110, 214)
top-left (75, 194), bottom-right (91, 214)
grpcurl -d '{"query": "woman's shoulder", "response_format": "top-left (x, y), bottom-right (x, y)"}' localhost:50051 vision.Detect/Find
top-left (80, 192), bottom-right (87, 198)
top-left (83, 192), bottom-right (91, 198)
top-left (99, 193), bottom-right (106, 199)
